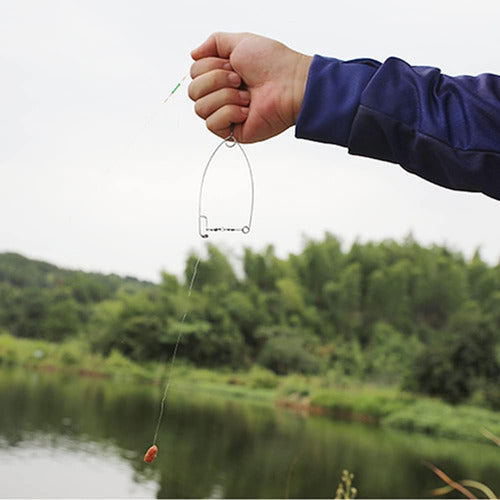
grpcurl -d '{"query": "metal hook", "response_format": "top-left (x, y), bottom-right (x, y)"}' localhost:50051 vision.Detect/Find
top-left (198, 215), bottom-right (209, 239)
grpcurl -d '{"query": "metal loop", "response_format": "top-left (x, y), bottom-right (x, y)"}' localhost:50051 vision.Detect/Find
top-left (198, 127), bottom-right (254, 239)
top-left (225, 123), bottom-right (236, 148)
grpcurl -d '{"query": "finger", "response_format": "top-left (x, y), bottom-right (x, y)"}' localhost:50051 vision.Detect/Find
top-left (195, 88), bottom-right (250, 119)
top-left (206, 104), bottom-right (249, 137)
top-left (190, 57), bottom-right (232, 79)
top-left (191, 32), bottom-right (246, 60)
top-left (188, 69), bottom-right (241, 101)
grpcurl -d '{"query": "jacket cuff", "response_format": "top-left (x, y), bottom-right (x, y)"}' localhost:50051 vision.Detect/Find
top-left (295, 55), bottom-right (380, 146)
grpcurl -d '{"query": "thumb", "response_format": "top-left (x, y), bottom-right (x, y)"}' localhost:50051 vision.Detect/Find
top-left (191, 32), bottom-right (245, 60)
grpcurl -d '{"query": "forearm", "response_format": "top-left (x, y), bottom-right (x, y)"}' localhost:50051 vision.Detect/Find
top-left (296, 55), bottom-right (500, 200)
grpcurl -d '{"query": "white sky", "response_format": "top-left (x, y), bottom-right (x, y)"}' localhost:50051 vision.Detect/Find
top-left (1, 0), bottom-right (500, 282)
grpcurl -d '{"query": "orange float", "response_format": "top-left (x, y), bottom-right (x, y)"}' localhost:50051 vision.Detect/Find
top-left (144, 445), bottom-right (158, 464)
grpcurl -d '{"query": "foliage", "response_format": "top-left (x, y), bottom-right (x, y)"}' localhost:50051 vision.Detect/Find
top-left (407, 302), bottom-right (500, 403)
top-left (327, 339), bottom-right (366, 379)
top-left (2, 331), bottom-right (500, 446)
top-left (1, 234), bottom-right (500, 405)
top-left (311, 386), bottom-right (414, 419)
top-left (365, 322), bottom-right (422, 384)
top-left (257, 327), bottom-right (322, 375)
top-left (247, 365), bottom-right (280, 389)
top-left (383, 399), bottom-right (500, 442)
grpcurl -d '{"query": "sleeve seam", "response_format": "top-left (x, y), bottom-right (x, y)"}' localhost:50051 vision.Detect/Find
top-left (356, 103), bottom-right (500, 156)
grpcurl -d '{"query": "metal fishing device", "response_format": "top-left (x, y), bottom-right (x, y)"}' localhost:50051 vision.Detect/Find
top-left (145, 76), bottom-right (255, 462)
top-left (198, 124), bottom-right (255, 238)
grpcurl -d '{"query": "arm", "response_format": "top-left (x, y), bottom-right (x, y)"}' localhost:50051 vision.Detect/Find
top-left (189, 33), bottom-right (500, 200)
top-left (296, 56), bottom-right (500, 200)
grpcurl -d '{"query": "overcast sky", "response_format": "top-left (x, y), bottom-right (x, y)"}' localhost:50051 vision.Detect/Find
top-left (2, 0), bottom-right (500, 281)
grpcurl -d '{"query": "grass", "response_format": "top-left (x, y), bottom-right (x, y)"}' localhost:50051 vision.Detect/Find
top-left (383, 399), bottom-right (500, 441)
top-left (310, 387), bottom-right (415, 420)
top-left (0, 332), bottom-right (279, 400)
top-left (1, 331), bottom-right (500, 445)
top-left (0, 331), bottom-right (154, 381)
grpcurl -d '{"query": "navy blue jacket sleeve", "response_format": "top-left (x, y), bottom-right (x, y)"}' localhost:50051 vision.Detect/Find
top-left (295, 55), bottom-right (500, 200)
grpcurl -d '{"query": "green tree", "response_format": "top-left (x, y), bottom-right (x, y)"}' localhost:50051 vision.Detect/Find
top-left (365, 261), bottom-right (411, 332)
top-left (467, 250), bottom-right (497, 304)
top-left (243, 245), bottom-right (291, 291)
top-left (186, 245), bottom-right (237, 291)
top-left (365, 322), bottom-right (422, 384)
top-left (409, 302), bottom-right (500, 403)
top-left (43, 289), bottom-right (81, 341)
top-left (412, 251), bottom-right (467, 329)
top-left (323, 263), bottom-right (362, 338)
top-left (257, 326), bottom-right (321, 375)
top-left (290, 233), bottom-right (344, 307)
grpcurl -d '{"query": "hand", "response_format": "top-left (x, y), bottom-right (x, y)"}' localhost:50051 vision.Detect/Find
top-left (189, 32), bottom-right (313, 143)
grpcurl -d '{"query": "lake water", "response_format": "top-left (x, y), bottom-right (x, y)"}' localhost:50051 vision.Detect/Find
top-left (0, 368), bottom-right (499, 498)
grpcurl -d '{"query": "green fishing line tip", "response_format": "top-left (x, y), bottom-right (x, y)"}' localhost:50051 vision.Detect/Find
top-left (163, 75), bottom-right (188, 103)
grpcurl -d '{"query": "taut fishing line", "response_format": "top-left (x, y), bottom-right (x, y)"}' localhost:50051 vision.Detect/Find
top-left (144, 74), bottom-right (255, 464)
top-left (93, 75), bottom-right (189, 218)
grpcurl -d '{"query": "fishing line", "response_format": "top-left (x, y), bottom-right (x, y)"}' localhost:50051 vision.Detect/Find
top-left (150, 254), bottom-right (201, 447)
top-left (163, 75), bottom-right (188, 104)
top-left (105, 74), bottom-right (188, 173)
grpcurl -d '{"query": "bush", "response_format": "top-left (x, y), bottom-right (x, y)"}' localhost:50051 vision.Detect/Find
top-left (105, 349), bottom-right (136, 370)
top-left (382, 399), bottom-right (500, 441)
top-left (472, 382), bottom-right (500, 411)
top-left (279, 374), bottom-right (311, 397)
top-left (407, 320), bottom-right (500, 403)
top-left (104, 349), bottom-right (149, 380)
top-left (328, 340), bottom-right (365, 379)
top-left (57, 339), bottom-right (87, 366)
top-left (247, 366), bottom-right (279, 389)
top-left (257, 330), bottom-right (322, 375)
top-left (365, 322), bottom-right (422, 384)
top-left (0, 347), bottom-right (18, 366)
top-left (311, 388), bottom-right (413, 419)
top-left (0, 332), bottom-right (56, 366)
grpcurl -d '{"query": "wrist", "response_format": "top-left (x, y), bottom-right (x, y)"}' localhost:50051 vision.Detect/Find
top-left (292, 54), bottom-right (313, 123)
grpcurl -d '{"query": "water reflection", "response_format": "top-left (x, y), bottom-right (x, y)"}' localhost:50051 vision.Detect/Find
top-left (0, 436), bottom-right (158, 498)
top-left (0, 368), bottom-right (499, 498)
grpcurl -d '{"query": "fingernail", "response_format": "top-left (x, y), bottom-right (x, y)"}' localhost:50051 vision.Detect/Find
top-left (239, 91), bottom-right (250, 103)
top-left (229, 73), bottom-right (240, 86)
top-left (223, 62), bottom-right (232, 70)
top-left (241, 107), bottom-right (249, 115)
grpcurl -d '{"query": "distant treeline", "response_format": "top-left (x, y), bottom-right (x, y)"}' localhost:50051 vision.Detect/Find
top-left (1, 234), bottom-right (499, 406)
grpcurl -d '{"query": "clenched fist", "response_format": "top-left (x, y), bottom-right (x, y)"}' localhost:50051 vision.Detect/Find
top-left (189, 32), bottom-right (313, 143)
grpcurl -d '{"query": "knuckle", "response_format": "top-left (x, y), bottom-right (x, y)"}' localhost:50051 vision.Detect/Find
top-left (187, 82), bottom-right (197, 101)
top-left (208, 70), bottom-right (222, 88)
top-left (194, 100), bottom-right (205, 118)
top-left (189, 63), bottom-right (197, 79)
top-left (205, 118), bottom-right (216, 133)
top-left (223, 88), bottom-right (236, 101)
top-left (206, 73), bottom-right (215, 89)
top-left (223, 104), bottom-right (235, 120)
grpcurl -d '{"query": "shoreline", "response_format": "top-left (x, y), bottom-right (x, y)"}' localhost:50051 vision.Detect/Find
top-left (1, 332), bottom-right (500, 446)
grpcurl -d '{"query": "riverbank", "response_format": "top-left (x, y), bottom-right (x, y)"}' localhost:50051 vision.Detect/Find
top-left (1, 332), bottom-right (499, 445)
